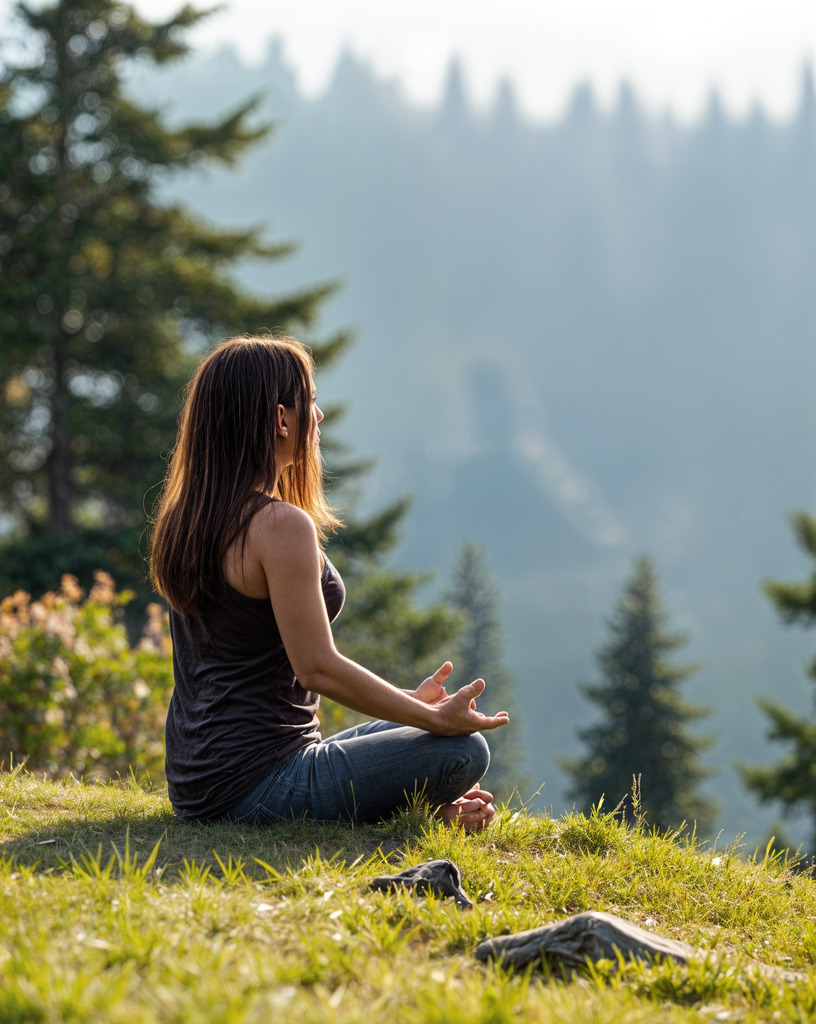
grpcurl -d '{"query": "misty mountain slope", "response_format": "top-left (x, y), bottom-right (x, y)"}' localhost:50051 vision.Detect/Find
top-left (129, 46), bottom-right (816, 843)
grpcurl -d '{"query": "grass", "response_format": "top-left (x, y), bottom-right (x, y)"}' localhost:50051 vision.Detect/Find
top-left (2, 767), bottom-right (816, 1022)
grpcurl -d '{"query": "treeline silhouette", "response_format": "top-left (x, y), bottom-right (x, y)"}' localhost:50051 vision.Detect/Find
top-left (131, 46), bottom-right (816, 843)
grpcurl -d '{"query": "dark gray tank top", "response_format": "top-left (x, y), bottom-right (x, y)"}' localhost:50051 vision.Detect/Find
top-left (165, 556), bottom-right (345, 820)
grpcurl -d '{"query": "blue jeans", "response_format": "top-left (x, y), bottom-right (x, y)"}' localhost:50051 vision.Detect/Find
top-left (223, 719), bottom-right (490, 825)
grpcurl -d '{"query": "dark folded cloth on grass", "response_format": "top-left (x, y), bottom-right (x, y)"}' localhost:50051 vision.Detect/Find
top-left (370, 858), bottom-right (473, 909)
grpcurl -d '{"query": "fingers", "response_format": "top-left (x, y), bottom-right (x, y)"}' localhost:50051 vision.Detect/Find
top-left (452, 679), bottom-right (484, 710)
top-left (474, 802), bottom-right (496, 829)
top-left (459, 677), bottom-right (485, 698)
top-left (462, 787), bottom-right (494, 803)
top-left (435, 680), bottom-right (510, 734)
top-left (440, 797), bottom-right (481, 816)
top-left (433, 661), bottom-right (453, 684)
top-left (432, 677), bottom-right (512, 735)
top-left (472, 711), bottom-right (510, 730)
top-left (415, 661), bottom-right (455, 705)
top-left (441, 798), bottom-right (482, 822)
top-left (439, 796), bottom-right (496, 831)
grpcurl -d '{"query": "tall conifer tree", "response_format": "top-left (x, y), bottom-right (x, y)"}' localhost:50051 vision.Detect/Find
top-left (740, 512), bottom-right (816, 852)
top-left (0, 0), bottom-right (461, 703)
top-left (446, 542), bottom-right (526, 801)
top-left (0, 0), bottom-right (345, 595)
top-left (563, 557), bottom-right (716, 832)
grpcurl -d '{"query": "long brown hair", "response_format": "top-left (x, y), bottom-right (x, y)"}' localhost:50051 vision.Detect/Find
top-left (150, 334), bottom-right (342, 614)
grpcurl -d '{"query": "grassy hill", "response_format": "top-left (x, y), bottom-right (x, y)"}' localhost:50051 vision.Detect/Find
top-left (2, 768), bottom-right (815, 1022)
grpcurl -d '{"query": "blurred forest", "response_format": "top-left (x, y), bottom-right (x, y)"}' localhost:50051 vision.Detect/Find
top-left (121, 44), bottom-right (815, 844)
top-left (2, 8), bottom-right (814, 844)
top-left (0, 2), bottom-right (524, 792)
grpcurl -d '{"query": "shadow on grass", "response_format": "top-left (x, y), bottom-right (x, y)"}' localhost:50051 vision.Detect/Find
top-left (0, 777), bottom-right (433, 881)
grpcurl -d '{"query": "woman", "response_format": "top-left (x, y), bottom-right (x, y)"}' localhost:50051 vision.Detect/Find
top-left (150, 334), bottom-right (508, 830)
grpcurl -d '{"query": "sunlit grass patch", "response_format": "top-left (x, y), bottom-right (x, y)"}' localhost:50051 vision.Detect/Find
top-left (2, 769), bottom-right (815, 1023)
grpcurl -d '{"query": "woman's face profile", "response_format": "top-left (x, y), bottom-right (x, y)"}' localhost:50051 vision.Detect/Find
top-left (311, 390), bottom-right (324, 446)
top-left (276, 384), bottom-right (324, 467)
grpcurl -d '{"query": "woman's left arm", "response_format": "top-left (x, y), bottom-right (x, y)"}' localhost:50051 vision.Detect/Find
top-left (250, 504), bottom-right (508, 735)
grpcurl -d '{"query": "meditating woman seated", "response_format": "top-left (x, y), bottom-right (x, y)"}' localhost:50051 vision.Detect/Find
top-left (150, 334), bottom-right (508, 829)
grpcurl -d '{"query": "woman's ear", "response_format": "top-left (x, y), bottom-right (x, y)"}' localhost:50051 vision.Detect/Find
top-left (275, 404), bottom-right (289, 437)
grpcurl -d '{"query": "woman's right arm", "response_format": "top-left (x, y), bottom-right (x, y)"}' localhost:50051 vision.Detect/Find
top-left (250, 504), bottom-right (509, 736)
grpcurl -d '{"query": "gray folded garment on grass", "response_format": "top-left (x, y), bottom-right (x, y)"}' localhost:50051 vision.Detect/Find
top-left (370, 858), bottom-right (473, 909)
top-left (475, 910), bottom-right (694, 971)
top-left (474, 909), bottom-right (809, 984)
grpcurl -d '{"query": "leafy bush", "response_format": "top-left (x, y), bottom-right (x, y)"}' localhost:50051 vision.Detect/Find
top-left (0, 571), bottom-right (425, 778)
top-left (0, 573), bottom-right (172, 780)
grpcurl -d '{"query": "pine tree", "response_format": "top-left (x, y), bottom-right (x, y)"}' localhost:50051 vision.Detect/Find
top-left (446, 542), bottom-right (527, 801)
top-left (740, 512), bottom-right (816, 853)
top-left (0, 0), bottom-right (346, 597)
top-left (563, 557), bottom-right (716, 832)
top-left (0, 0), bottom-right (461, 710)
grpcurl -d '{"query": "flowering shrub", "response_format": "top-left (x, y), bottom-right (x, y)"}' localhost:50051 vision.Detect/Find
top-left (0, 573), bottom-right (173, 780)
top-left (0, 572), bottom-right (371, 780)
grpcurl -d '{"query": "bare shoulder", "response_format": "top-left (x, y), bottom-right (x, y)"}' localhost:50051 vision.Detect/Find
top-left (249, 501), bottom-right (319, 559)
top-left (252, 499), bottom-right (314, 532)
top-left (223, 500), bottom-right (319, 598)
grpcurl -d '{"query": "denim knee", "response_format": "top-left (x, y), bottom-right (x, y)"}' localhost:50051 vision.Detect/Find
top-left (444, 732), bottom-right (489, 785)
top-left (463, 732), bottom-right (490, 779)
top-left (429, 732), bottom-right (491, 805)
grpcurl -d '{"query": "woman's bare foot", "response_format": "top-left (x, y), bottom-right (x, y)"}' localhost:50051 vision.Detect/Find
top-left (438, 787), bottom-right (496, 831)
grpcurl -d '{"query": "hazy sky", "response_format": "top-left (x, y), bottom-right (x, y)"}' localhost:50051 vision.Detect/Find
top-left (1, 0), bottom-right (814, 122)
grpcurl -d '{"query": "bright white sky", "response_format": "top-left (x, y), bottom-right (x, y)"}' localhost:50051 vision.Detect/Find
top-left (1, 0), bottom-right (814, 122)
